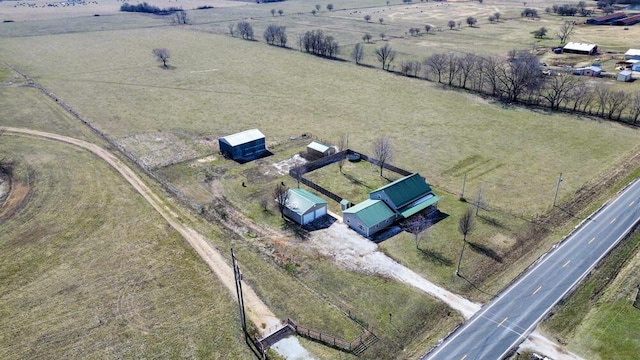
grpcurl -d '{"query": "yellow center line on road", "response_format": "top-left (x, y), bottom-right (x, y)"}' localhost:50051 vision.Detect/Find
top-left (498, 317), bottom-right (508, 327)
top-left (563, 260), bottom-right (571, 268)
top-left (588, 237), bottom-right (596, 244)
top-left (610, 218), bottom-right (617, 224)
top-left (533, 286), bottom-right (542, 295)
top-left (629, 201), bottom-right (635, 207)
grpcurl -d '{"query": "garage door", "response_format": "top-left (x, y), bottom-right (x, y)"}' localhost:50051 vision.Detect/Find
top-left (303, 212), bottom-right (315, 225)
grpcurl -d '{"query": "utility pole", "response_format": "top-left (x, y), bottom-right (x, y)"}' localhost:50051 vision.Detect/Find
top-left (460, 172), bottom-right (467, 200)
top-left (231, 248), bottom-right (247, 338)
top-left (553, 172), bottom-right (563, 207)
top-left (456, 239), bottom-right (466, 277)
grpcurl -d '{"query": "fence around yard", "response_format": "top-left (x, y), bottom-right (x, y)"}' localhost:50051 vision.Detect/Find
top-left (289, 149), bottom-right (413, 204)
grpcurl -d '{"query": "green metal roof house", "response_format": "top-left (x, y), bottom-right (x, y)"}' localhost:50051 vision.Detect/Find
top-left (283, 188), bottom-right (328, 225)
top-left (342, 199), bottom-right (396, 237)
top-left (369, 173), bottom-right (439, 218)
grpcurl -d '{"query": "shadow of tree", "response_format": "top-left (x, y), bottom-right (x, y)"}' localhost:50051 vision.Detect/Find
top-left (281, 220), bottom-right (309, 240)
top-left (343, 172), bottom-right (374, 190)
top-left (468, 241), bottom-right (503, 263)
top-left (478, 214), bottom-right (509, 230)
top-left (418, 248), bottom-right (453, 267)
top-left (458, 274), bottom-right (495, 297)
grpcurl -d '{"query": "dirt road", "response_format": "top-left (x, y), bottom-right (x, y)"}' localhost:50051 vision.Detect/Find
top-left (0, 128), bottom-right (283, 337)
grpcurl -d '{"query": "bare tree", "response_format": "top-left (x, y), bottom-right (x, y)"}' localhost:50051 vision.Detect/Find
top-left (405, 214), bottom-right (431, 249)
top-left (379, 17), bottom-right (384, 24)
top-left (494, 12), bottom-right (501, 21)
top-left (540, 74), bottom-right (578, 110)
top-left (152, 48), bottom-right (170, 68)
top-left (264, 25), bottom-right (287, 47)
top-left (457, 53), bottom-right (478, 89)
top-left (448, 20), bottom-right (456, 30)
top-left (237, 21), bottom-right (254, 40)
top-left (362, 33), bottom-right (372, 43)
top-left (373, 136), bottom-right (394, 176)
top-left (351, 43), bottom-right (365, 65)
top-left (496, 50), bottom-right (542, 102)
top-left (629, 92), bottom-right (640, 124)
top-left (446, 52), bottom-right (459, 86)
top-left (337, 134), bottom-right (347, 173)
top-left (364, 14), bottom-right (372, 22)
top-left (228, 23), bottom-right (235, 37)
top-left (380, 32), bottom-right (386, 41)
top-left (425, 24), bottom-right (432, 33)
top-left (556, 21), bottom-right (575, 45)
top-left (375, 43), bottom-right (396, 71)
top-left (456, 208), bottom-right (475, 276)
top-left (274, 183), bottom-right (289, 219)
top-left (271, 8), bottom-right (276, 16)
top-left (278, 9), bottom-right (284, 16)
top-left (174, 10), bottom-right (188, 24)
top-left (315, 4), bottom-right (321, 11)
top-left (424, 53), bottom-right (448, 83)
top-left (605, 90), bottom-right (628, 120)
top-left (311, 9), bottom-right (317, 16)
top-left (327, 4), bottom-right (334, 11)
top-left (568, 82), bottom-right (591, 112)
top-left (593, 84), bottom-right (610, 117)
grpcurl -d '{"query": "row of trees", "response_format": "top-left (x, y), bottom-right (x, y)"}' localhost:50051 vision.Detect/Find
top-left (299, 30), bottom-right (340, 58)
top-left (418, 50), bottom-right (640, 122)
top-left (264, 25), bottom-right (287, 47)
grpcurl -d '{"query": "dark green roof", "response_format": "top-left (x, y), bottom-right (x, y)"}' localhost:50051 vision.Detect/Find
top-left (343, 199), bottom-right (395, 227)
top-left (370, 173), bottom-right (432, 209)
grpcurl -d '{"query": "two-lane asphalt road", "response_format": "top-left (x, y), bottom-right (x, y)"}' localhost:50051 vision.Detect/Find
top-left (423, 179), bottom-right (640, 360)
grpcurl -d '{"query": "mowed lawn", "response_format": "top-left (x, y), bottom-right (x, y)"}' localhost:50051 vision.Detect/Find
top-left (0, 136), bottom-right (252, 359)
top-left (2, 26), bottom-right (640, 217)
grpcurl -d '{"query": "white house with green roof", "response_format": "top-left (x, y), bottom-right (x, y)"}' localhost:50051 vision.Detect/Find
top-left (342, 199), bottom-right (396, 237)
top-left (369, 173), bottom-right (439, 218)
top-left (283, 188), bottom-right (328, 225)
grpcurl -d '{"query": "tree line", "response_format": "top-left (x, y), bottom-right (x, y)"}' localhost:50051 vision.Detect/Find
top-left (226, 21), bottom-right (640, 125)
top-left (418, 50), bottom-right (640, 123)
top-left (120, 2), bottom-right (182, 15)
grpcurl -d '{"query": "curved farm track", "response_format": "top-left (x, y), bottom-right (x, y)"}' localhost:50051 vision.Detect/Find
top-left (0, 126), bottom-right (281, 333)
top-left (0, 171), bottom-right (32, 224)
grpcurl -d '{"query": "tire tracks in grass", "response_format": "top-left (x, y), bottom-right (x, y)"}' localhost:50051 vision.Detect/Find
top-left (0, 126), bottom-right (283, 335)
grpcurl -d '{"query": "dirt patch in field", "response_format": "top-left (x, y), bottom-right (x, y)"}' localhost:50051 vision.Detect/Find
top-left (0, 173), bottom-right (32, 224)
top-left (118, 131), bottom-right (218, 169)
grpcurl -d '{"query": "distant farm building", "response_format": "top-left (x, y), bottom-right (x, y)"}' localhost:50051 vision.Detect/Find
top-left (625, 49), bottom-right (640, 61)
top-left (283, 188), bottom-right (328, 225)
top-left (613, 14), bottom-right (640, 26)
top-left (343, 173), bottom-right (439, 237)
top-left (306, 141), bottom-right (335, 160)
top-left (573, 66), bottom-right (602, 77)
top-left (633, 63), bottom-right (640, 72)
top-left (343, 199), bottom-right (396, 237)
top-left (618, 70), bottom-right (633, 82)
top-left (563, 42), bottom-right (598, 55)
top-left (585, 12), bottom-right (627, 25)
top-left (218, 129), bottom-right (266, 161)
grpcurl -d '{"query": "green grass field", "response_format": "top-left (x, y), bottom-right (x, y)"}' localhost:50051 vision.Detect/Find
top-left (0, 135), bottom-right (253, 359)
top-left (3, 0), bottom-right (640, 358)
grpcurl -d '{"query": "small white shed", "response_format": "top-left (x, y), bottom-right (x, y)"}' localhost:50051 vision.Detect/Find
top-left (618, 70), bottom-right (633, 82)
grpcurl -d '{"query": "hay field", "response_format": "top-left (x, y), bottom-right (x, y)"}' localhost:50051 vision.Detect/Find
top-left (0, 136), bottom-right (252, 359)
top-left (2, 25), bottom-right (639, 216)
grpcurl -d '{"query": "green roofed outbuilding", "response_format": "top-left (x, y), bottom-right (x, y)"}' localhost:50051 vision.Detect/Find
top-left (283, 188), bottom-right (328, 225)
